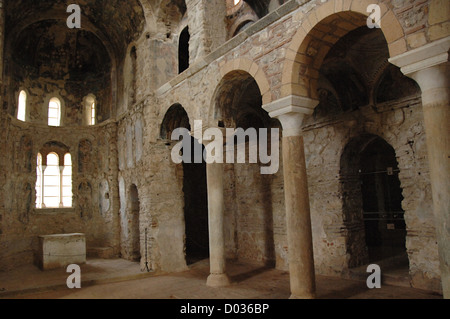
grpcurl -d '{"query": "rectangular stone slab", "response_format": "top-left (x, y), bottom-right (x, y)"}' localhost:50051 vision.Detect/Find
top-left (36, 233), bottom-right (86, 270)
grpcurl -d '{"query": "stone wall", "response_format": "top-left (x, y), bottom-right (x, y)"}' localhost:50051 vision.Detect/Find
top-left (0, 0), bottom-right (446, 294)
top-left (0, 117), bottom-right (119, 271)
top-left (301, 96), bottom-right (440, 291)
top-left (140, 0), bottom-right (444, 292)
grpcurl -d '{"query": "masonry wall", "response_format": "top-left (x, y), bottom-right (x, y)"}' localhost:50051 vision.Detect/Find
top-left (0, 117), bottom-right (119, 271)
top-left (0, 0), bottom-right (446, 294)
top-left (139, 0), bottom-right (443, 292)
top-left (302, 96), bottom-right (440, 291)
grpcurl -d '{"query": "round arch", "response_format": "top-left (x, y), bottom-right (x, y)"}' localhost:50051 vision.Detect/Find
top-left (281, 0), bottom-right (406, 99)
top-left (160, 103), bottom-right (191, 140)
top-left (218, 58), bottom-right (272, 106)
top-left (213, 67), bottom-right (272, 129)
top-left (339, 134), bottom-right (407, 267)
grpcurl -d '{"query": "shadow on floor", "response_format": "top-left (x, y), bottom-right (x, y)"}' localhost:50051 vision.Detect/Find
top-left (229, 265), bottom-right (275, 284)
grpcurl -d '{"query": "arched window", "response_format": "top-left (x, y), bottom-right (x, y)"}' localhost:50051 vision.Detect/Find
top-left (43, 153), bottom-right (60, 208)
top-left (179, 27), bottom-right (190, 74)
top-left (84, 95), bottom-right (96, 125)
top-left (36, 151), bottom-right (72, 209)
top-left (17, 90), bottom-right (27, 121)
top-left (48, 97), bottom-right (61, 126)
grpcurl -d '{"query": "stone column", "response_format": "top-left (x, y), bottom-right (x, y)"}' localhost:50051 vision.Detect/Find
top-left (263, 95), bottom-right (319, 299)
top-left (390, 37), bottom-right (450, 298)
top-left (205, 159), bottom-right (230, 287)
top-left (193, 124), bottom-right (230, 287)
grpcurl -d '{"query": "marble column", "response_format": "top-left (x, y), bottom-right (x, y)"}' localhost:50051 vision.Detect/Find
top-left (390, 37), bottom-right (450, 298)
top-left (194, 125), bottom-right (230, 287)
top-left (263, 95), bottom-right (319, 299)
top-left (205, 159), bottom-right (230, 287)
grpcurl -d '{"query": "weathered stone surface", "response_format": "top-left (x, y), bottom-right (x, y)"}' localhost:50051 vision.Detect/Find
top-left (36, 233), bottom-right (86, 270)
top-left (0, 0), bottom-right (447, 296)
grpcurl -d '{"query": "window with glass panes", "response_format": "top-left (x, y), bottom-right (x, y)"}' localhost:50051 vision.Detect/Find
top-left (48, 97), bottom-right (61, 126)
top-left (35, 152), bottom-right (72, 208)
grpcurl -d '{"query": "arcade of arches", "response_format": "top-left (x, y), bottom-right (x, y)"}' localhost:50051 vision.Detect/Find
top-left (0, 0), bottom-right (448, 299)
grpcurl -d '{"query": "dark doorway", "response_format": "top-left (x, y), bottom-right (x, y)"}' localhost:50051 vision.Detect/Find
top-left (160, 103), bottom-right (209, 265)
top-left (183, 137), bottom-right (209, 265)
top-left (359, 137), bottom-right (406, 262)
top-left (179, 27), bottom-right (190, 74)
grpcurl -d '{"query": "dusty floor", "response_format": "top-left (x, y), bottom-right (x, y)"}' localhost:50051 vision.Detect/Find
top-left (0, 258), bottom-right (442, 299)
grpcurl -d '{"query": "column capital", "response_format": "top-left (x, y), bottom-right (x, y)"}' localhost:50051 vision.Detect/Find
top-left (262, 95), bottom-right (319, 137)
top-left (389, 37), bottom-right (450, 76)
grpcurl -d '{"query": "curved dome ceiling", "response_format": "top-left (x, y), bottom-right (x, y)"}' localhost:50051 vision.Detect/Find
top-left (12, 20), bottom-right (111, 81)
top-left (5, 0), bottom-right (146, 61)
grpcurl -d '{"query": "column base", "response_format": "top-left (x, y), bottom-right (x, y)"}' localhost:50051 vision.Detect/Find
top-left (289, 293), bottom-right (315, 299)
top-left (206, 273), bottom-right (230, 287)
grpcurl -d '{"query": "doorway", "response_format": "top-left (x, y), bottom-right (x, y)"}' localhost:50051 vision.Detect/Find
top-left (359, 137), bottom-right (406, 263)
top-left (183, 137), bottom-right (209, 265)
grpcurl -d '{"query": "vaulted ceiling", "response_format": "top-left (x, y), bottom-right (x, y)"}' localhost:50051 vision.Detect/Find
top-left (5, 0), bottom-right (146, 62)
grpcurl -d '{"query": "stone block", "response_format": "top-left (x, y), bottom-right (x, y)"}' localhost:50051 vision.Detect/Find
top-left (36, 233), bottom-right (86, 270)
top-left (389, 38), bottom-right (407, 57)
top-left (428, 22), bottom-right (450, 41)
top-left (428, 0), bottom-right (450, 25)
top-left (406, 32), bottom-right (427, 49)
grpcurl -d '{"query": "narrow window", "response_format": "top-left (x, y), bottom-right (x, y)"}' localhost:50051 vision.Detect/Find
top-left (90, 101), bottom-right (96, 125)
top-left (85, 95), bottom-right (96, 125)
top-left (36, 153), bottom-right (43, 208)
top-left (43, 153), bottom-right (60, 208)
top-left (17, 90), bottom-right (27, 121)
top-left (62, 153), bottom-right (73, 207)
top-left (179, 27), bottom-right (190, 74)
top-left (48, 97), bottom-right (61, 126)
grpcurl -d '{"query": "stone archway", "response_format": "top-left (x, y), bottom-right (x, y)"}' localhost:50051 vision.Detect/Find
top-left (281, 1), bottom-right (406, 99)
top-left (340, 135), bottom-right (407, 268)
top-left (218, 58), bottom-right (272, 105)
top-left (261, 2), bottom-right (412, 298)
top-left (160, 103), bottom-right (209, 266)
top-left (213, 69), bottom-right (276, 267)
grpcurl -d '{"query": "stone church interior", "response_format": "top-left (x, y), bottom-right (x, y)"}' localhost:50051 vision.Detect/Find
top-left (0, 0), bottom-right (448, 300)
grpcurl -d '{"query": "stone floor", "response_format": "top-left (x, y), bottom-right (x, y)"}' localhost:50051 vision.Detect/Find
top-left (0, 258), bottom-right (442, 299)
